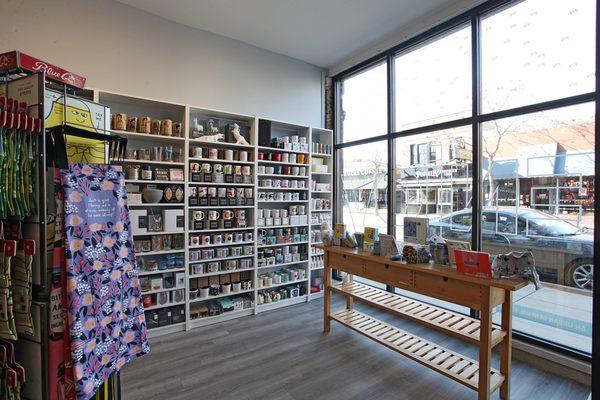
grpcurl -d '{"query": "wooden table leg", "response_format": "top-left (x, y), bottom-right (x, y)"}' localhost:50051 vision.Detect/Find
top-left (346, 273), bottom-right (354, 310)
top-left (500, 289), bottom-right (513, 399)
top-left (478, 287), bottom-right (493, 400)
top-left (324, 250), bottom-right (331, 333)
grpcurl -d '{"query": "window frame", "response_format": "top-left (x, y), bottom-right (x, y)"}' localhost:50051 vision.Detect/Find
top-left (332, 0), bottom-right (599, 364)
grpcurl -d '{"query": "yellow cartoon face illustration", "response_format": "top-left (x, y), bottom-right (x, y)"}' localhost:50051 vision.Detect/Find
top-left (46, 99), bottom-right (97, 132)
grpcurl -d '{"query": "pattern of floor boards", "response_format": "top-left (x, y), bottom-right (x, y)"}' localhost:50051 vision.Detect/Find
top-left (121, 295), bottom-right (590, 400)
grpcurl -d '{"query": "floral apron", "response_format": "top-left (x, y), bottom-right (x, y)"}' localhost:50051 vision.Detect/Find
top-left (60, 163), bottom-right (149, 400)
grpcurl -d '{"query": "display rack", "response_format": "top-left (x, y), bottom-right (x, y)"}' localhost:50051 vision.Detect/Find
top-left (308, 128), bottom-right (333, 300)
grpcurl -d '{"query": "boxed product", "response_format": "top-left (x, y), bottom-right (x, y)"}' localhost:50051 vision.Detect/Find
top-left (163, 209), bottom-right (185, 232)
top-left (130, 209), bottom-right (148, 235)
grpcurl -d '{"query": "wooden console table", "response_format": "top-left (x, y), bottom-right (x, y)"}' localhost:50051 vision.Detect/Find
top-left (320, 246), bottom-right (528, 400)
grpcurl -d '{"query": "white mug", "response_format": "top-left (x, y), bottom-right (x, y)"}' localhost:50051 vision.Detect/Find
top-left (225, 149), bottom-right (234, 160)
top-left (239, 151), bottom-right (248, 161)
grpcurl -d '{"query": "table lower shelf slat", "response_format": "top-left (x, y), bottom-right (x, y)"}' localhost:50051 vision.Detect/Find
top-left (330, 309), bottom-right (505, 394)
top-left (331, 281), bottom-right (506, 347)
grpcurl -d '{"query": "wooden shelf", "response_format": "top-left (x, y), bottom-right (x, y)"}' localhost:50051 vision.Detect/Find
top-left (331, 281), bottom-right (506, 347)
top-left (133, 230), bottom-right (184, 237)
top-left (311, 209), bottom-right (332, 213)
top-left (189, 308), bottom-right (254, 328)
top-left (331, 309), bottom-right (505, 394)
top-left (257, 187), bottom-right (309, 191)
top-left (257, 173), bottom-right (308, 179)
top-left (311, 152), bottom-right (332, 157)
top-left (258, 200), bottom-right (309, 204)
top-left (129, 203), bottom-right (184, 207)
top-left (136, 249), bottom-right (185, 257)
top-left (188, 205), bottom-right (254, 209)
top-left (142, 287), bottom-right (183, 295)
top-left (189, 227), bottom-right (254, 233)
top-left (257, 223), bottom-right (309, 229)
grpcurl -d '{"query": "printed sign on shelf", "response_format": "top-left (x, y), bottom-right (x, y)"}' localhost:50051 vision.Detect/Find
top-left (0, 51), bottom-right (86, 88)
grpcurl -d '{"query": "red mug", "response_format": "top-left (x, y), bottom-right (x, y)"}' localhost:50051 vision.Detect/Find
top-left (283, 166), bottom-right (292, 175)
top-left (272, 153), bottom-right (282, 162)
top-left (257, 152), bottom-right (265, 160)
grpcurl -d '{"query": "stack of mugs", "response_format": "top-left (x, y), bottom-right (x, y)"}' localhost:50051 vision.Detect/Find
top-left (257, 227), bottom-right (309, 246)
top-left (257, 267), bottom-right (306, 288)
top-left (257, 164), bottom-right (307, 177)
top-left (258, 191), bottom-right (307, 202)
top-left (190, 162), bottom-right (252, 184)
top-left (257, 151), bottom-right (308, 164)
top-left (111, 113), bottom-right (183, 137)
top-left (189, 231), bottom-right (253, 247)
top-left (257, 245), bottom-right (308, 267)
top-left (189, 186), bottom-right (253, 207)
top-left (191, 208), bottom-right (249, 230)
top-left (257, 285), bottom-right (304, 305)
top-left (189, 257), bottom-right (253, 276)
top-left (125, 145), bottom-right (181, 163)
top-left (311, 198), bottom-right (331, 210)
top-left (256, 205), bottom-right (307, 227)
top-left (191, 146), bottom-right (250, 163)
top-left (259, 178), bottom-right (306, 189)
top-left (267, 135), bottom-right (309, 153)
top-left (189, 244), bottom-right (254, 262)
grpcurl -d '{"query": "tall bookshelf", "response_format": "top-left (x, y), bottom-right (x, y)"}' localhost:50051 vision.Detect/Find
top-left (91, 89), bottom-right (334, 337)
top-left (308, 128), bottom-right (333, 300)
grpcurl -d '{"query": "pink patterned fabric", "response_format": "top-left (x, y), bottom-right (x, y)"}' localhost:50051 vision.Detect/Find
top-left (61, 163), bottom-right (149, 400)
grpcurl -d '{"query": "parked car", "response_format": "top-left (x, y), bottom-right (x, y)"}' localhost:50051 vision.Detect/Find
top-left (429, 207), bottom-right (594, 290)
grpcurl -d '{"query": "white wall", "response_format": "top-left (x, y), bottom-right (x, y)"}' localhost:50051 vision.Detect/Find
top-left (1, 0), bottom-right (324, 126)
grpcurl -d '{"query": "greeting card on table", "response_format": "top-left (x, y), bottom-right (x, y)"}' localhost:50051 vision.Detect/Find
top-left (333, 224), bottom-right (346, 246)
top-left (455, 249), bottom-right (492, 278)
top-left (362, 227), bottom-right (379, 253)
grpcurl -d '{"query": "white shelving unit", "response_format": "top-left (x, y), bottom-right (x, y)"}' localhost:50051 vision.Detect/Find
top-left (255, 119), bottom-right (311, 311)
top-left (96, 89), bottom-right (188, 336)
top-left (95, 89), bottom-right (334, 337)
top-left (308, 127), bottom-right (333, 300)
top-left (186, 106), bottom-right (257, 329)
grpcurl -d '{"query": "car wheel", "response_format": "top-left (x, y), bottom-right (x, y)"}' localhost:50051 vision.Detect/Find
top-left (565, 260), bottom-right (594, 290)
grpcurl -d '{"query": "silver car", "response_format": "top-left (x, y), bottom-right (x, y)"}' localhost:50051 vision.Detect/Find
top-left (429, 207), bottom-right (594, 289)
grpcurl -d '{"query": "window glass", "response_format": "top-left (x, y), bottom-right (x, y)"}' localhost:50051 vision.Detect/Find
top-left (339, 141), bottom-right (388, 235)
top-left (482, 103), bottom-right (595, 354)
top-left (395, 128), bottom-right (472, 314)
top-left (339, 62), bottom-right (387, 142)
top-left (394, 26), bottom-right (471, 131)
top-left (481, 0), bottom-right (596, 112)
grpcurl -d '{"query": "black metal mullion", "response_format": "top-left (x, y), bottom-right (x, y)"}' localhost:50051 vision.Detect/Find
top-left (470, 14), bottom-right (483, 320)
top-left (334, 133), bottom-right (389, 150)
top-left (386, 55), bottom-right (396, 293)
top-left (592, 0), bottom-right (600, 395)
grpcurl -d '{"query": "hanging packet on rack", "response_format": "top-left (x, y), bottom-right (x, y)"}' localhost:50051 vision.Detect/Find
top-left (0, 229), bottom-right (17, 340)
top-left (4, 221), bottom-right (36, 336)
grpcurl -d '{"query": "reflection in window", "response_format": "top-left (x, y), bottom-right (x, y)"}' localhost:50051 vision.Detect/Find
top-left (339, 62), bottom-right (387, 143)
top-left (481, 0), bottom-right (596, 112)
top-left (394, 26), bottom-right (471, 130)
top-left (339, 141), bottom-right (388, 235)
top-left (482, 103), bottom-right (595, 353)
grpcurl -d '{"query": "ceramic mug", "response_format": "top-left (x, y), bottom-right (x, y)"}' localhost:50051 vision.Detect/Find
top-left (208, 148), bottom-right (219, 159)
top-left (201, 163), bottom-right (212, 173)
top-left (208, 210), bottom-right (220, 221)
top-left (193, 211), bottom-right (205, 221)
top-left (225, 149), bottom-right (234, 160)
top-left (207, 187), bottom-right (217, 197)
top-left (239, 151), bottom-right (248, 161)
top-left (192, 147), bottom-right (204, 158)
top-left (223, 210), bottom-right (234, 220)
top-left (213, 234), bottom-right (223, 244)
top-left (201, 235), bottom-right (211, 245)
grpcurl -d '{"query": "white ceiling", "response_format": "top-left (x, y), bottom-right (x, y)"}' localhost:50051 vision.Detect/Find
top-left (116, 0), bottom-right (471, 68)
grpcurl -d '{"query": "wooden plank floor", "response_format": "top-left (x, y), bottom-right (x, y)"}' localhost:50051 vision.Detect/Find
top-left (121, 295), bottom-right (590, 400)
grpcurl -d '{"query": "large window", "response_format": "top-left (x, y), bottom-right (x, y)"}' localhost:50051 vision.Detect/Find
top-left (338, 62), bottom-right (387, 143)
top-left (334, 0), bottom-right (597, 357)
top-left (394, 26), bottom-right (472, 130)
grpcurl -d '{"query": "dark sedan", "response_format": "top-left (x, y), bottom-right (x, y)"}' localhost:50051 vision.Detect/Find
top-left (429, 207), bottom-right (594, 289)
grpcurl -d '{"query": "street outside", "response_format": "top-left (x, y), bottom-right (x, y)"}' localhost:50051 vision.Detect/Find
top-left (343, 204), bottom-right (593, 354)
